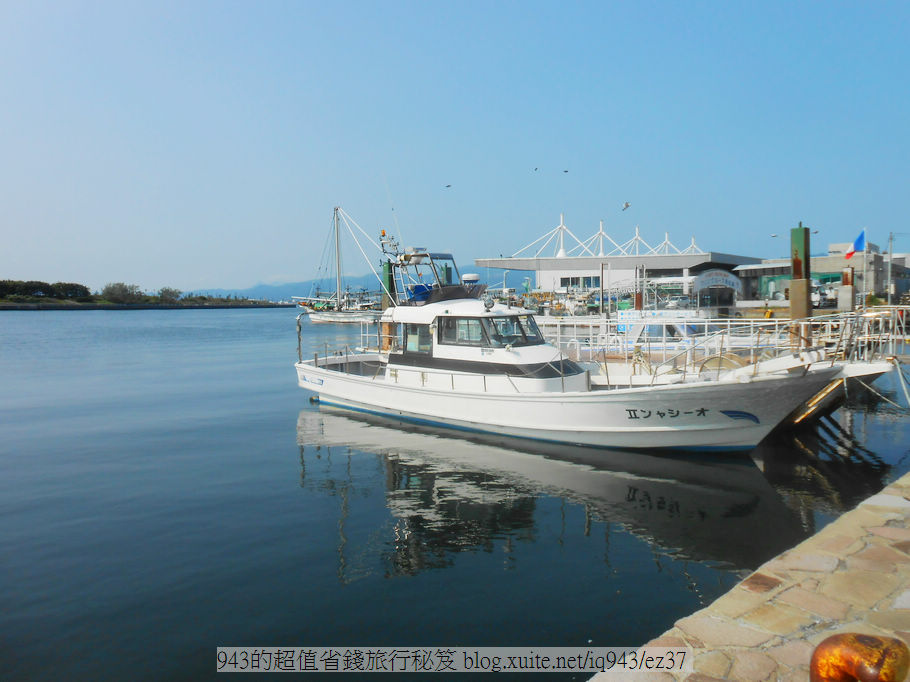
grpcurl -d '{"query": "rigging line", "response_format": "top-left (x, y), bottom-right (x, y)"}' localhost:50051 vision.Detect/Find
top-left (339, 211), bottom-right (398, 306)
top-left (310, 213), bottom-right (337, 298)
top-left (336, 208), bottom-right (383, 253)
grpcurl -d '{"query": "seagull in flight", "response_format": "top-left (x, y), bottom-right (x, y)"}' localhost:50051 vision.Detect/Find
top-left (622, 202), bottom-right (631, 211)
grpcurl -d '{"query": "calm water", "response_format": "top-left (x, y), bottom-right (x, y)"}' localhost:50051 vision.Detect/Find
top-left (1, 308), bottom-right (908, 681)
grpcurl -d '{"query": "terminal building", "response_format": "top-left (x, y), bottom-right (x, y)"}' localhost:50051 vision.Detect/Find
top-left (474, 216), bottom-right (910, 308)
top-left (474, 215), bottom-right (760, 307)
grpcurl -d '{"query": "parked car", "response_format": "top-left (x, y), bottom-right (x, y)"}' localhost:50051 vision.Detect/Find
top-left (666, 295), bottom-right (690, 309)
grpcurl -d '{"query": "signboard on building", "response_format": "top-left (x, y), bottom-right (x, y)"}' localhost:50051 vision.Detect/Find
top-left (693, 269), bottom-right (742, 293)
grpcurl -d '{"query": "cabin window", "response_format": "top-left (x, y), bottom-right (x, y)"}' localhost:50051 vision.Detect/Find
top-left (438, 317), bottom-right (485, 346)
top-left (403, 323), bottom-right (433, 354)
top-left (437, 315), bottom-right (545, 348)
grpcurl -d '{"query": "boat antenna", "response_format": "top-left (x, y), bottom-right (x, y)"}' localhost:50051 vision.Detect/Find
top-left (383, 174), bottom-right (405, 247)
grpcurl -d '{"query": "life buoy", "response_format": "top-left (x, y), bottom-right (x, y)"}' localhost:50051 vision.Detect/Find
top-left (810, 633), bottom-right (909, 682)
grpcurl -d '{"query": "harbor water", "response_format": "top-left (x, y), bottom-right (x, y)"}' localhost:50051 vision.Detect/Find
top-left (1, 308), bottom-right (908, 680)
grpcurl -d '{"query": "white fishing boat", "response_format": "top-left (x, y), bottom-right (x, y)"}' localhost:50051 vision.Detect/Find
top-left (293, 207), bottom-right (381, 324)
top-left (295, 245), bottom-right (843, 452)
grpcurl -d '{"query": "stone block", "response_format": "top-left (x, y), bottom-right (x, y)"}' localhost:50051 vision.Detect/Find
top-left (741, 602), bottom-right (817, 636)
top-left (778, 552), bottom-right (839, 572)
top-left (740, 573), bottom-right (783, 593)
top-left (764, 639), bottom-right (815, 667)
top-left (692, 651), bottom-right (730, 678)
top-left (860, 493), bottom-right (910, 510)
top-left (675, 614), bottom-right (773, 647)
top-left (869, 525), bottom-right (910, 541)
top-left (893, 589), bottom-right (910, 610)
top-left (865, 611), bottom-right (910, 632)
top-left (776, 586), bottom-right (849, 620)
top-left (729, 650), bottom-right (777, 681)
top-left (712, 588), bottom-right (770, 618)
top-left (819, 570), bottom-right (903, 608)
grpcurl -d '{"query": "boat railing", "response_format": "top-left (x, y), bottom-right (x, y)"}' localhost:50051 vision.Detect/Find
top-left (545, 307), bottom-right (910, 380)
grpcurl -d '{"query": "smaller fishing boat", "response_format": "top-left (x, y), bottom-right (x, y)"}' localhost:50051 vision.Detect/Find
top-left (294, 208), bottom-right (381, 324)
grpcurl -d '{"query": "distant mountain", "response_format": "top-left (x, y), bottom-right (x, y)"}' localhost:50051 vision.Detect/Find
top-left (192, 270), bottom-right (534, 302)
top-left (190, 274), bottom-right (379, 302)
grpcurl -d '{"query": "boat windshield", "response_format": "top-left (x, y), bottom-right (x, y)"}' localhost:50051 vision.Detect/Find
top-left (482, 315), bottom-right (545, 347)
top-left (437, 315), bottom-right (546, 348)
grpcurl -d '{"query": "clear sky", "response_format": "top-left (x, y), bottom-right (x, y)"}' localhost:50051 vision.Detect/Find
top-left (2, 1), bottom-right (908, 292)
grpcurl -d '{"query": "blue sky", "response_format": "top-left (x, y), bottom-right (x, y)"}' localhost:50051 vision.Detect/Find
top-left (2, 1), bottom-right (908, 291)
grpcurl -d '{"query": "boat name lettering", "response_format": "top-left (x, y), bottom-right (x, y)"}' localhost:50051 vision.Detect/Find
top-left (626, 487), bottom-right (682, 516)
top-left (625, 407), bottom-right (708, 420)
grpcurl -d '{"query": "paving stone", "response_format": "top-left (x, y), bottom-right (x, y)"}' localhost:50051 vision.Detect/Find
top-left (711, 588), bottom-right (769, 618)
top-left (683, 673), bottom-right (726, 682)
top-left (675, 614), bottom-right (772, 647)
top-left (741, 602), bottom-right (817, 636)
top-left (830, 507), bottom-right (896, 535)
top-left (819, 569), bottom-right (903, 608)
top-left (729, 650), bottom-right (777, 681)
top-left (798, 577), bottom-right (821, 591)
top-left (776, 586), bottom-right (850, 620)
top-left (692, 651), bottom-right (730, 678)
top-left (860, 493), bottom-right (910, 510)
top-left (893, 590), bottom-right (910, 610)
top-left (778, 552), bottom-right (839, 572)
top-left (846, 556), bottom-right (900, 573)
top-left (739, 573), bottom-right (782, 594)
top-left (764, 639), bottom-right (815, 667)
top-left (865, 611), bottom-right (910, 632)
top-left (854, 544), bottom-right (910, 564)
top-left (869, 525), bottom-right (910, 541)
top-left (817, 534), bottom-right (863, 554)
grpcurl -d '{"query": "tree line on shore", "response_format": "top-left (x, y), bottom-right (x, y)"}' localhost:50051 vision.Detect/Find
top-left (0, 280), bottom-right (260, 305)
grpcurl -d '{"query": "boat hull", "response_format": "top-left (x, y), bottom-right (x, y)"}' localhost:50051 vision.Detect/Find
top-left (296, 358), bottom-right (842, 452)
top-left (307, 310), bottom-right (380, 324)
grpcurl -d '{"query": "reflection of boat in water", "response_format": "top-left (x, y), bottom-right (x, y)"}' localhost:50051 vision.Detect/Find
top-left (296, 408), bottom-right (814, 574)
top-left (753, 411), bottom-right (892, 523)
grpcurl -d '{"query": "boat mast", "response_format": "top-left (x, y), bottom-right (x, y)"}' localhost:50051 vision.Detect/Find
top-left (334, 206), bottom-right (342, 310)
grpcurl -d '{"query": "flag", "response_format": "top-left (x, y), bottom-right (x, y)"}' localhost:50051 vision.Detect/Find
top-left (845, 229), bottom-right (866, 259)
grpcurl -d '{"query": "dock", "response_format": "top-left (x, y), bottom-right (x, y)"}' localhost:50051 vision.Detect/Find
top-left (593, 470), bottom-right (910, 680)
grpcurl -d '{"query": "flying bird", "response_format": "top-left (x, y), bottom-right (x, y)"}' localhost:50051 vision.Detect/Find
top-left (622, 202), bottom-right (631, 211)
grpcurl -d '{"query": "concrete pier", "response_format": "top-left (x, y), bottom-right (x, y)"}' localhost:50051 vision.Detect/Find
top-left (593, 471), bottom-right (910, 681)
